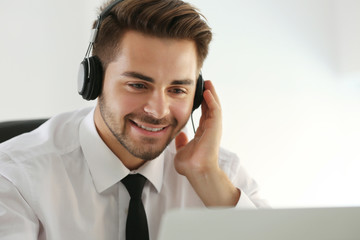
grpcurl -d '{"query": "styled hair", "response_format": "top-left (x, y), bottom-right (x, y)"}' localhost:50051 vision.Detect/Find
top-left (92, 0), bottom-right (212, 70)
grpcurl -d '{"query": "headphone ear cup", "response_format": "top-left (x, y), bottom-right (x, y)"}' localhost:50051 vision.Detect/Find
top-left (78, 59), bottom-right (89, 98)
top-left (78, 56), bottom-right (103, 100)
top-left (192, 74), bottom-right (204, 112)
top-left (88, 56), bottom-right (103, 100)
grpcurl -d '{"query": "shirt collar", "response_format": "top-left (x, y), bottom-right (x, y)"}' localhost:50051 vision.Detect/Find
top-left (130, 153), bottom-right (164, 193)
top-left (79, 108), bottom-right (164, 193)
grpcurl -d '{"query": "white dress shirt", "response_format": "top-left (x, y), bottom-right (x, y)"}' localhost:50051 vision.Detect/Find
top-left (0, 107), bottom-right (267, 240)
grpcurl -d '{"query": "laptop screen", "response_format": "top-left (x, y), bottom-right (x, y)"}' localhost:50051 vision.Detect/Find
top-left (157, 207), bottom-right (360, 240)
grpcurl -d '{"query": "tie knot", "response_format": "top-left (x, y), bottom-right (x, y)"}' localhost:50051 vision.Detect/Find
top-left (121, 174), bottom-right (147, 199)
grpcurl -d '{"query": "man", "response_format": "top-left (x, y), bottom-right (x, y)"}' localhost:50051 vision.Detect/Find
top-left (0, 0), bottom-right (267, 239)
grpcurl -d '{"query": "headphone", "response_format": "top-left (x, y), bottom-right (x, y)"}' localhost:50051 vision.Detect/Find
top-left (78, 0), bottom-right (204, 112)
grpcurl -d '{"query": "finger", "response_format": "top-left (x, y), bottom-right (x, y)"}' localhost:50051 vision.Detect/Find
top-left (204, 80), bottom-right (221, 108)
top-left (175, 132), bottom-right (189, 151)
top-left (203, 88), bottom-right (221, 117)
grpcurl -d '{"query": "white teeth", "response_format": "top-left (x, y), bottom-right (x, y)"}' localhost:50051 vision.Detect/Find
top-left (138, 124), bottom-right (164, 132)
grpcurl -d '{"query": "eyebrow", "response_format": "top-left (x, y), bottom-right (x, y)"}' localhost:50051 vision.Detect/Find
top-left (122, 71), bottom-right (194, 86)
top-left (122, 71), bottom-right (154, 83)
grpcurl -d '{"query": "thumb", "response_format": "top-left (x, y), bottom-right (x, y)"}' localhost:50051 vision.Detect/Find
top-left (175, 132), bottom-right (188, 151)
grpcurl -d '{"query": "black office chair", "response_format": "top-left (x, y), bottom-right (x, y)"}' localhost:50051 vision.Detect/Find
top-left (0, 119), bottom-right (48, 143)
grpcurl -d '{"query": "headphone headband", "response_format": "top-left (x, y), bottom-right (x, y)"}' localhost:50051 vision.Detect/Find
top-left (100, 0), bottom-right (124, 20)
top-left (85, 0), bottom-right (125, 59)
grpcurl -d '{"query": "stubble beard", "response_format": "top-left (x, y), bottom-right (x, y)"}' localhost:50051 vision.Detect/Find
top-left (98, 95), bottom-right (184, 161)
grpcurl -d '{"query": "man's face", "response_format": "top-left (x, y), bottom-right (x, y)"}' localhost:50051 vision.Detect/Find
top-left (97, 30), bottom-right (198, 161)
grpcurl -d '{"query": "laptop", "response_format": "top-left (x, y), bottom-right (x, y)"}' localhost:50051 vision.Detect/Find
top-left (157, 207), bottom-right (360, 240)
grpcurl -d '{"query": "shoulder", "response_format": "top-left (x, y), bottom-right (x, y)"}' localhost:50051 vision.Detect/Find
top-left (218, 147), bottom-right (241, 172)
top-left (0, 107), bottom-right (92, 168)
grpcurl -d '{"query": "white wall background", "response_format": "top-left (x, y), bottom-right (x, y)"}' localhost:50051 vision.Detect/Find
top-left (1, 0), bottom-right (359, 208)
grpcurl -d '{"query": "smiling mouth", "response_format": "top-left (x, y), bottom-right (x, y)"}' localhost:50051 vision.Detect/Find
top-left (131, 120), bottom-right (167, 132)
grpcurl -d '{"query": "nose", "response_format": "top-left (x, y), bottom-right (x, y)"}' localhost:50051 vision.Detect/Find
top-left (143, 90), bottom-right (170, 119)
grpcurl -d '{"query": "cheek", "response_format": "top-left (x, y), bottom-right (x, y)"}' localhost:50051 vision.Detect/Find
top-left (111, 94), bottom-right (144, 118)
top-left (170, 100), bottom-right (192, 124)
top-left (120, 94), bottom-right (141, 110)
top-left (103, 85), bottom-right (142, 118)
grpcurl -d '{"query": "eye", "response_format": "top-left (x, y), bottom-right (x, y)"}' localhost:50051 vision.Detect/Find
top-left (169, 88), bottom-right (187, 95)
top-left (128, 83), bottom-right (147, 89)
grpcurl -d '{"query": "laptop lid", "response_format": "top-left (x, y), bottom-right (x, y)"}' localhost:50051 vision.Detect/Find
top-left (157, 207), bottom-right (360, 240)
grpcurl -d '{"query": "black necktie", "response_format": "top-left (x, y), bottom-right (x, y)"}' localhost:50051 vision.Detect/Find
top-left (121, 174), bottom-right (149, 240)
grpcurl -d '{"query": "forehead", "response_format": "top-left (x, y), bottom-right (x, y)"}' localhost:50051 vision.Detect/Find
top-left (114, 30), bottom-right (199, 76)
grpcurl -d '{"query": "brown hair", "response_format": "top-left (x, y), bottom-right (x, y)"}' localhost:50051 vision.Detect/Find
top-left (92, 0), bottom-right (212, 70)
